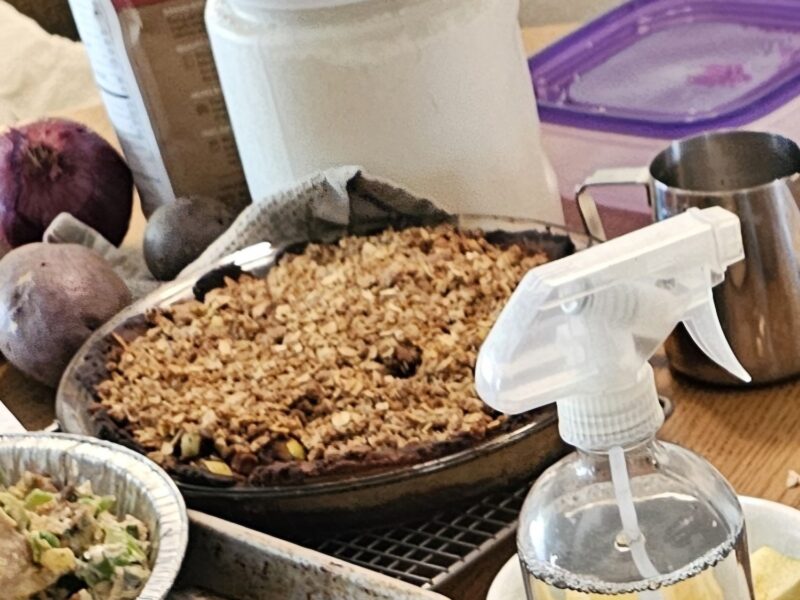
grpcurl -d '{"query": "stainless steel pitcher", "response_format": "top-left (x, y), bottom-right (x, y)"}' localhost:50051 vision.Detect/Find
top-left (576, 130), bottom-right (800, 385)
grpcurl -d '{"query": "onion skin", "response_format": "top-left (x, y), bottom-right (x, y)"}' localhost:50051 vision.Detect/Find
top-left (0, 243), bottom-right (131, 387)
top-left (0, 119), bottom-right (133, 248)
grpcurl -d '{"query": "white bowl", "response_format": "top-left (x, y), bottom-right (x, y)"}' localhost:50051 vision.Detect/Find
top-left (487, 496), bottom-right (800, 600)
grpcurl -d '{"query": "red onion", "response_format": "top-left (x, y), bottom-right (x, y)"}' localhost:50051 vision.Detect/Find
top-left (0, 118), bottom-right (133, 248)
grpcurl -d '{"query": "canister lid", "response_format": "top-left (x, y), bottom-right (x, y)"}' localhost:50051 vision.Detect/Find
top-left (529, 0), bottom-right (800, 138)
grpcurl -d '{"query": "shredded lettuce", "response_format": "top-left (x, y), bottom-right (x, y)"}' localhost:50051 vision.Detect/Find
top-left (1, 471), bottom-right (151, 599)
top-left (0, 491), bottom-right (28, 529)
top-left (25, 488), bottom-right (55, 510)
top-left (78, 494), bottom-right (116, 516)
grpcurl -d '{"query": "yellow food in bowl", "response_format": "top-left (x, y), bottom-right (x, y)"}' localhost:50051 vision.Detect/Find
top-left (530, 547), bottom-right (800, 600)
top-left (751, 547), bottom-right (800, 600)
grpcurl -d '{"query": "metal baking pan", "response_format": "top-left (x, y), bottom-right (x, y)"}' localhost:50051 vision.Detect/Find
top-left (57, 215), bottom-right (588, 539)
top-left (171, 510), bottom-right (448, 599)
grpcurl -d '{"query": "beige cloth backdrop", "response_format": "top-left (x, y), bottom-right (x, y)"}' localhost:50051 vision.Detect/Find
top-left (0, 1), bottom-right (97, 125)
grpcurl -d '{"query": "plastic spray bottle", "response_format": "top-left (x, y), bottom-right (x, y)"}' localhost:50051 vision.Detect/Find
top-left (476, 207), bottom-right (754, 599)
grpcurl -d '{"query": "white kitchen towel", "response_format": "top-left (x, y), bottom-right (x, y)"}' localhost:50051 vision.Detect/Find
top-left (43, 167), bottom-right (452, 300)
top-left (0, 1), bottom-right (98, 125)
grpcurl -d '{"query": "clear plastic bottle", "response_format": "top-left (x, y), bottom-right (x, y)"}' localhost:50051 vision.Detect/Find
top-left (475, 207), bottom-right (756, 599)
top-left (519, 440), bottom-right (753, 599)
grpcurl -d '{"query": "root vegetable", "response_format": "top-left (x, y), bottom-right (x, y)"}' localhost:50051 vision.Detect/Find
top-left (144, 195), bottom-right (240, 281)
top-left (0, 243), bottom-right (131, 387)
top-left (0, 119), bottom-right (133, 248)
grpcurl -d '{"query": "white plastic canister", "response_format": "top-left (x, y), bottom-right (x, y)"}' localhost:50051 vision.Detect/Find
top-left (206, 0), bottom-right (563, 224)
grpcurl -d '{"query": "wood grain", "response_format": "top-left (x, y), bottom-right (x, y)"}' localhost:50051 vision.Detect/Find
top-left (0, 363), bottom-right (54, 430)
top-left (2, 23), bottom-right (799, 512)
top-left (657, 352), bottom-right (800, 507)
top-left (521, 23), bottom-right (578, 54)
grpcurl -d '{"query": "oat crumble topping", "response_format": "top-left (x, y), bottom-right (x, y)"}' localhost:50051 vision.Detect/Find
top-left (95, 225), bottom-right (549, 482)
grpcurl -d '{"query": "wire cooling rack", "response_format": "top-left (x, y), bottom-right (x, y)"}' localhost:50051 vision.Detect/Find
top-left (307, 397), bottom-right (673, 597)
top-left (308, 482), bottom-right (528, 590)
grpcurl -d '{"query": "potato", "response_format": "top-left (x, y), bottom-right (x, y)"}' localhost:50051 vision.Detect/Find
top-left (0, 243), bottom-right (131, 387)
top-left (144, 195), bottom-right (241, 281)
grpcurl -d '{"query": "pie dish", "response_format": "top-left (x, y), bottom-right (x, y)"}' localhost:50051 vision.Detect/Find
top-left (76, 224), bottom-right (574, 488)
top-left (57, 215), bottom-right (581, 535)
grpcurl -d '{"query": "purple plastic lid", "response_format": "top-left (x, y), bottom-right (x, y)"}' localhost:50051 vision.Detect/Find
top-left (529, 0), bottom-right (800, 138)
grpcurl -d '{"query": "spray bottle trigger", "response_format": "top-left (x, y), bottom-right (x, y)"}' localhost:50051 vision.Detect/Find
top-left (682, 292), bottom-right (751, 382)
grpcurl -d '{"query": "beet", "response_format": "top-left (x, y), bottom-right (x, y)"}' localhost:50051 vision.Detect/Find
top-left (144, 195), bottom-right (241, 281)
top-left (0, 118), bottom-right (133, 248)
top-left (0, 243), bottom-right (131, 387)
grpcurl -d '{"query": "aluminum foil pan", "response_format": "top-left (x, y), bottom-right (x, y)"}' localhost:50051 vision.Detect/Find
top-left (0, 433), bottom-right (189, 600)
top-left (57, 215), bottom-right (589, 537)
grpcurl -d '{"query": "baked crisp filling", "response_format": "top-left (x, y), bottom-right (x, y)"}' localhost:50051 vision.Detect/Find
top-left (94, 225), bottom-right (550, 484)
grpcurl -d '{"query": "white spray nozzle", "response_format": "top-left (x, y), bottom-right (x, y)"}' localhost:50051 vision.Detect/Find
top-left (475, 207), bottom-right (749, 450)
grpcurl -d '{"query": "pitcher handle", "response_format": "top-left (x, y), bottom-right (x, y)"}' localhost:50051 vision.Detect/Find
top-left (575, 167), bottom-right (652, 242)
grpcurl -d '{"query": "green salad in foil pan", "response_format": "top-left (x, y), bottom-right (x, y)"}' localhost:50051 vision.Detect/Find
top-left (0, 471), bottom-right (152, 600)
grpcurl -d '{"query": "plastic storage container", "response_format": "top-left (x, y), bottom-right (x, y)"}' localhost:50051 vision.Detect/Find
top-left (206, 0), bottom-right (563, 224)
top-left (529, 0), bottom-right (800, 232)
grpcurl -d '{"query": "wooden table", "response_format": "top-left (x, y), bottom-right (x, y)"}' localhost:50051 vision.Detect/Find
top-left (2, 23), bottom-right (800, 513)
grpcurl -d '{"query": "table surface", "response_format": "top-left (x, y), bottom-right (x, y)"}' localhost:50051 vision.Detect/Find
top-left (2, 23), bottom-right (799, 510)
